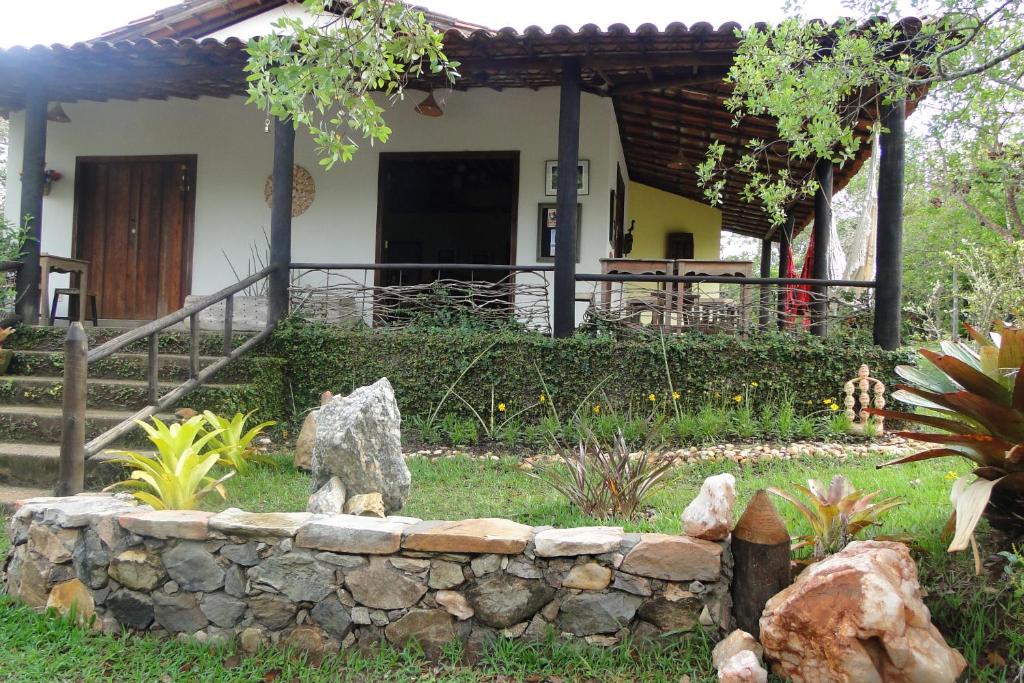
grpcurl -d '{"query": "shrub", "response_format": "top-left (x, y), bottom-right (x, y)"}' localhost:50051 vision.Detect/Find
top-left (201, 411), bottom-right (277, 474)
top-left (104, 416), bottom-right (232, 510)
top-left (268, 320), bottom-right (911, 430)
top-left (769, 475), bottom-right (902, 560)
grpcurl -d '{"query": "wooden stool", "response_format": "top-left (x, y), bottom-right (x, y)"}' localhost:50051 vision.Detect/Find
top-left (50, 288), bottom-right (98, 326)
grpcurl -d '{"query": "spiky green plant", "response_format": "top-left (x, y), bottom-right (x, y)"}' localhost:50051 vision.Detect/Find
top-left (201, 411), bottom-right (277, 474)
top-left (769, 475), bottom-right (902, 559)
top-left (867, 323), bottom-right (1024, 554)
top-left (104, 415), bottom-right (232, 510)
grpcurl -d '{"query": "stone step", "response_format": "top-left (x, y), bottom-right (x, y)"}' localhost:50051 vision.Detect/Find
top-left (0, 375), bottom-right (238, 410)
top-left (0, 405), bottom-right (173, 449)
top-left (0, 442), bottom-right (137, 489)
top-left (0, 483), bottom-right (53, 513)
top-left (8, 350), bottom-right (261, 383)
top-left (7, 326), bottom-right (261, 355)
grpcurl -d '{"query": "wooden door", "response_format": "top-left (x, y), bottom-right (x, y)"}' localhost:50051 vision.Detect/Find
top-left (74, 156), bottom-right (195, 320)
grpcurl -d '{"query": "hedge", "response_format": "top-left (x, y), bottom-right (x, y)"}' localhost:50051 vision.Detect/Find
top-left (267, 320), bottom-right (914, 426)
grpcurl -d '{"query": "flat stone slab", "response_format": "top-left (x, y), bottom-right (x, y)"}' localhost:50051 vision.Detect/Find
top-left (619, 533), bottom-right (722, 582)
top-left (295, 515), bottom-right (412, 554)
top-left (209, 508), bottom-right (313, 542)
top-left (14, 494), bottom-right (142, 528)
top-left (402, 518), bottom-right (534, 554)
top-left (534, 526), bottom-right (624, 557)
top-left (118, 510), bottom-right (214, 540)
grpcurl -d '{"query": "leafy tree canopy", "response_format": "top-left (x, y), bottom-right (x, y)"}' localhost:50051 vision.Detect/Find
top-left (698, 0), bottom-right (1024, 231)
top-left (244, 0), bottom-right (459, 168)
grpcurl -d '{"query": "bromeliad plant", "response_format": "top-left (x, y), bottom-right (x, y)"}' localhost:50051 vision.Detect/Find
top-left (105, 416), bottom-right (233, 510)
top-left (202, 411), bottom-right (277, 474)
top-left (867, 323), bottom-right (1024, 556)
top-left (534, 426), bottom-right (674, 520)
top-left (769, 475), bottom-right (902, 560)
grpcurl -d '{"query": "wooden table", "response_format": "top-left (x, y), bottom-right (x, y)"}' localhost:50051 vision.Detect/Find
top-left (598, 258), bottom-right (674, 325)
top-left (38, 254), bottom-right (90, 325)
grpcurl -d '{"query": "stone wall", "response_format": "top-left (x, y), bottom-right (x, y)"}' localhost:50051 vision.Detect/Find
top-left (3, 495), bottom-right (732, 656)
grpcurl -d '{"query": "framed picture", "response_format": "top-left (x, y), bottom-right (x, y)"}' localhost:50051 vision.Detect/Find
top-left (537, 203), bottom-right (582, 262)
top-left (544, 159), bottom-right (590, 196)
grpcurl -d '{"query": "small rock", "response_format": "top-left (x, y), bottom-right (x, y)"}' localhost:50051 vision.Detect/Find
top-left (250, 593), bottom-right (297, 630)
top-left (428, 560), bottom-right (465, 589)
top-left (307, 477), bottom-right (347, 515)
top-left (435, 590), bottom-right (474, 620)
top-left (108, 549), bottom-right (167, 591)
top-left (384, 609), bottom-right (456, 655)
top-left (466, 574), bottom-right (556, 629)
top-left (283, 624), bottom-right (331, 654)
top-left (470, 554), bottom-right (502, 576)
top-left (718, 650), bottom-right (768, 683)
top-left (200, 592), bottom-right (246, 628)
top-left (681, 473), bottom-right (736, 541)
top-left (345, 557), bottom-right (427, 610)
top-left (343, 492), bottom-right (386, 518)
top-left (162, 542), bottom-right (224, 592)
top-left (558, 591), bottom-right (642, 636)
top-left (712, 630), bottom-right (764, 670)
top-left (239, 627), bottom-right (267, 653)
top-left (562, 563), bottom-right (612, 591)
top-left (311, 594), bottom-right (354, 640)
top-left (45, 579), bottom-right (95, 623)
top-left (249, 553), bottom-right (335, 603)
top-left (533, 527), bottom-right (624, 557)
top-left (294, 410), bottom-right (319, 471)
top-left (153, 591), bottom-right (208, 634)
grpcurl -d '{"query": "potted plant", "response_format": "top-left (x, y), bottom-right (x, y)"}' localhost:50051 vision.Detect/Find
top-left (0, 327), bottom-right (16, 374)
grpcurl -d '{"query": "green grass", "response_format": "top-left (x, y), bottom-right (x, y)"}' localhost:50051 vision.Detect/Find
top-left (1, 452), bottom-right (1020, 681)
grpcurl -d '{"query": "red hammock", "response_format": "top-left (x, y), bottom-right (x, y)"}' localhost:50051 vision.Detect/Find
top-left (782, 233), bottom-right (814, 328)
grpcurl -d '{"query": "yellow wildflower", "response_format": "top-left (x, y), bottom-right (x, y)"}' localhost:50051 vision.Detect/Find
top-left (539, 394), bottom-right (546, 404)
top-left (944, 471), bottom-right (959, 481)
top-left (733, 395), bottom-right (743, 403)
top-left (822, 398), bottom-right (833, 405)
top-left (498, 403), bottom-right (507, 413)
top-left (592, 404), bottom-right (601, 414)
top-left (648, 393), bottom-right (657, 402)
top-left (672, 391), bottom-right (681, 401)
top-left (750, 381), bottom-right (759, 388)
top-left (829, 403), bottom-right (839, 412)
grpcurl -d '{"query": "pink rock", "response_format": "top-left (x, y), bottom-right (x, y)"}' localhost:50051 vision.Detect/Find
top-left (719, 650), bottom-right (768, 683)
top-left (682, 473), bottom-right (736, 541)
top-left (760, 541), bottom-right (967, 683)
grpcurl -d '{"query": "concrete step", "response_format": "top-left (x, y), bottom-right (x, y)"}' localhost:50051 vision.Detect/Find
top-left (0, 442), bottom-right (137, 489)
top-left (7, 350), bottom-right (257, 383)
top-left (7, 326), bottom-right (260, 355)
top-left (0, 375), bottom-right (238, 410)
top-left (0, 483), bottom-right (53, 513)
top-left (0, 405), bottom-right (173, 449)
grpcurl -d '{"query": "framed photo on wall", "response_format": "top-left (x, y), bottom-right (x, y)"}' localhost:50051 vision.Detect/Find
top-left (544, 159), bottom-right (590, 196)
top-left (537, 203), bottom-right (582, 262)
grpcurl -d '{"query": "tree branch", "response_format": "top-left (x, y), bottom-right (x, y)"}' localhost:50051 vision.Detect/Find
top-left (953, 190), bottom-right (1016, 243)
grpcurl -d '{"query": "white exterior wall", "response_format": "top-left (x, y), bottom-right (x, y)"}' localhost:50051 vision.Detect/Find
top-left (7, 88), bottom-right (624, 312)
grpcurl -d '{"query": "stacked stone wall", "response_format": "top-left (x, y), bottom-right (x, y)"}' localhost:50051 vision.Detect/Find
top-left (3, 495), bottom-right (732, 655)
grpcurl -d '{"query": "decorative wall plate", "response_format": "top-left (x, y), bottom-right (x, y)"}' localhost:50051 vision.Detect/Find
top-left (264, 164), bottom-right (315, 217)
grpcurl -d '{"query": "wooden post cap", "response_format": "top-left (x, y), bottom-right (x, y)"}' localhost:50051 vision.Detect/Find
top-left (734, 490), bottom-right (790, 545)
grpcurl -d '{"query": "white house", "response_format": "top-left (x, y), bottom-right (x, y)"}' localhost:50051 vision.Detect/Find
top-left (0, 0), bottom-right (894, 336)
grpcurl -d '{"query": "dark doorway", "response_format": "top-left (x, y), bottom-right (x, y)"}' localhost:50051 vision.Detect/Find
top-left (376, 152), bottom-right (518, 286)
top-left (73, 156), bottom-right (196, 320)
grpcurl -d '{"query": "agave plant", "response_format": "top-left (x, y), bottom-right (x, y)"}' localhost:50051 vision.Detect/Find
top-left (533, 427), bottom-right (674, 520)
top-left (769, 475), bottom-right (902, 559)
top-left (202, 411), bottom-right (277, 474)
top-left (104, 415), bottom-right (233, 510)
top-left (866, 323), bottom-right (1024, 553)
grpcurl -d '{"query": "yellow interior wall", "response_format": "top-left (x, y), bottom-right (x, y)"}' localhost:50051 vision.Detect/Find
top-left (626, 181), bottom-right (722, 259)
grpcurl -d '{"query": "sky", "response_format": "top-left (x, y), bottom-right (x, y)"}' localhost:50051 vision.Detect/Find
top-left (0, 0), bottom-right (853, 48)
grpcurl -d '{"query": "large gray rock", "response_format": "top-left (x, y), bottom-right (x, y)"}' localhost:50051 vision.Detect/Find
top-left (311, 594), bottom-right (354, 640)
top-left (161, 541), bottom-right (224, 592)
top-left (559, 591), bottom-right (642, 636)
top-left (345, 557), bottom-right (427, 610)
top-left (153, 591), bottom-right (208, 633)
top-left (465, 574), bottom-right (556, 629)
top-left (250, 593), bottom-right (297, 630)
top-left (312, 378), bottom-right (410, 514)
top-left (248, 553), bottom-right (334, 603)
top-left (106, 589), bottom-right (154, 629)
top-left (201, 592), bottom-right (247, 628)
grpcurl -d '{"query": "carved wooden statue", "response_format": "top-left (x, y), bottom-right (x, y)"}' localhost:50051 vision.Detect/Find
top-left (843, 364), bottom-right (886, 435)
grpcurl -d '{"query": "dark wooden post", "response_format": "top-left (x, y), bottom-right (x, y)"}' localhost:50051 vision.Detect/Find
top-left (57, 322), bottom-right (87, 496)
top-left (732, 490), bottom-right (792, 637)
top-left (15, 87), bottom-right (49, 324)
top-left (758, 239), bottom-right (772, 329)
top-left (777, 213), bottom-right (794, 331)
top-left (553, 58), bottom-right (581, 338)
top-left (268, 116), bottom-right (295, 326)
top-left (810, 159), bottom-right (832, 337)
top-left (874, 97), bottom-right (906, 350)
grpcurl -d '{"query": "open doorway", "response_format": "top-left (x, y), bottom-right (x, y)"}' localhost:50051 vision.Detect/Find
top-left (375, 152), bottom-right (519, 286)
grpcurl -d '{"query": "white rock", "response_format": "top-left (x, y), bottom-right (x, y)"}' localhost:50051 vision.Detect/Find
top-left (712, 630), bottom-right (763, 670)
top-left (681, 473), bottom-right (736, 541)
top-left (534, 526), bottom-right (624, 557)
top-left (307, 476), bottom-right (347, 515)
top-left (718, 650), bottom-right (768, 683)
top-left (435, 590), bottom-right (474, 620)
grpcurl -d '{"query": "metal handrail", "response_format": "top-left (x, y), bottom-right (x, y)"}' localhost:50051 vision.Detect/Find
top-left (58, 264), bottom-right (279, 494)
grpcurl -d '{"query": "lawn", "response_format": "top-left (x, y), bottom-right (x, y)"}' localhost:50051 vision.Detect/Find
top-left (1, 451), bottom-right (1020, 681)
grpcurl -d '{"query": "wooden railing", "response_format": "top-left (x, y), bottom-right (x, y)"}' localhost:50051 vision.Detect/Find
top-left (57, 265), bottom-right (277, 495)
